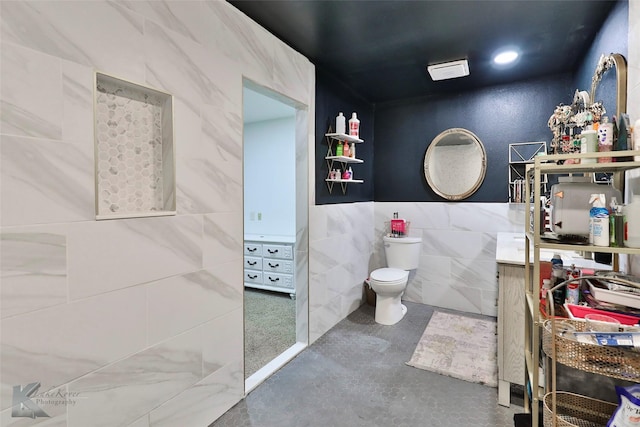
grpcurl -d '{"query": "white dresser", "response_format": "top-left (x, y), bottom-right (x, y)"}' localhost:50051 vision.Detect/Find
top-left (244, 236), bottom-right (295, 298)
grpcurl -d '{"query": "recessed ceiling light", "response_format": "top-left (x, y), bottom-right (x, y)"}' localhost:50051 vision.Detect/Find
top-left (494, 50), bottom-right (519, 65)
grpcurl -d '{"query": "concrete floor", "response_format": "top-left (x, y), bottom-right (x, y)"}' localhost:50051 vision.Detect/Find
top-left (211, 301), bottom-right (524, 427)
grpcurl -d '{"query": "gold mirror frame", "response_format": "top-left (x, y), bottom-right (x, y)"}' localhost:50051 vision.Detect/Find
top-left (423, 128), bottom-right (487, 201)
top-left (589, 53), bottom-right (628, 190)
top-left (589, 53), bottom-right (627, 117)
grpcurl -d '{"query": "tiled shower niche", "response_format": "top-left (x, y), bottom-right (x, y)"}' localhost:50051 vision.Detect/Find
top-left (94, 72), bottom-right (176, 220)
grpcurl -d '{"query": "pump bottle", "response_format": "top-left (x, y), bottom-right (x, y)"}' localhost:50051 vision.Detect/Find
top-left (349, 112), bottom-right (360, 138)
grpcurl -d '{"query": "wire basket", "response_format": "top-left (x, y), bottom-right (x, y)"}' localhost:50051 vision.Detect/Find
top-left (542, 319), bottom-right (640, 381)
top-left (543, 392), bottom-right (616, 427)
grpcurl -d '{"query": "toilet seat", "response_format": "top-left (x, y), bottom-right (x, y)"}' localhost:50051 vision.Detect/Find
top-left (370, 268), bottom-right (408, 286)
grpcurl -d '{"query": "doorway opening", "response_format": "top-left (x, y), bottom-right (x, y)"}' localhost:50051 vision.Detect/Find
top-left (242, 80), bottom-right (309, 393)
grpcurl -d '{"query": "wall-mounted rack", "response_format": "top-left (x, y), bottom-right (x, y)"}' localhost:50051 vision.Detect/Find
top-left (324, 131), bottom-right (364, 194)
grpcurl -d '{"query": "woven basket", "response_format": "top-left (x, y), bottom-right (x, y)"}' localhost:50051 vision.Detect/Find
top-left (542, 319), bottom-right (640, 381)
top-left (542, 392), bottom-right (616, 427)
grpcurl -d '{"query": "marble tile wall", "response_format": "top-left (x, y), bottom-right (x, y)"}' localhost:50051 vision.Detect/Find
top-left (94, 74), bottom-right (171, 217)
top-left (0, 1), bottom-right (313, 426)
top-left (1, 2), bottom-right (637, 426)
top-left (308, 202), bottom-right (375, 343)
top-left (374, 202), bottom-right (526, 317)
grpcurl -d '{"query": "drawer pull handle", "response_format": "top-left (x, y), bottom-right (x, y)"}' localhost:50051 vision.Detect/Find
top-left (268, 276), bottom-right (280, 282)
top-left (247, 247), bottom-right (257, 252)
top-left (247, 261), bottom-right (257, 266)
top-left (268, 263), bottom-right (279, 268)
top-left (247, 274), bottom-right (258, 279)
top-left (268, 249), bottom-right (278, 254)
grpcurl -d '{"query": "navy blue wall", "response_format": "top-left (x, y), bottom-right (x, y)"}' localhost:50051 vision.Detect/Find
top-left (315, 70), bottom-right (375, 204)
top-left (373, 75), bottom-right (573, 202)
top-left (314, 0), bottom-right (627, 205)
top-left (573, 0), bottom-right (628, 120)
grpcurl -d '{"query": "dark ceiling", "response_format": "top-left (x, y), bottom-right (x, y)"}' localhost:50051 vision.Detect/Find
top-left (228, 0), bottom-right (618, 104)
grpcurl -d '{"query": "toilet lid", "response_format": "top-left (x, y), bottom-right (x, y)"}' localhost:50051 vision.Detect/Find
top-left (370, 268), bottom-right (408, 283)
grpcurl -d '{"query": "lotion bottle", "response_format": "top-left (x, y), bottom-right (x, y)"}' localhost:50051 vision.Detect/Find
top-left (349, 112), bottom-right (360, 138)
top-left (597, 116), bottom-right (613, 163)
top-left (343, 140), bottom-right (350, 157)
top-left (336, 112), bottom-right (346, 135)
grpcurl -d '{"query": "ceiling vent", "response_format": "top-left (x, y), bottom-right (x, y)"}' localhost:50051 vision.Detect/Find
top-left (427, 59), bottom-right (469, 81)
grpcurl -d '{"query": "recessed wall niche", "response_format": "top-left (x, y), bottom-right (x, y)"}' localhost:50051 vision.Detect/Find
top-left (94, 72), bottom-right (176, 220)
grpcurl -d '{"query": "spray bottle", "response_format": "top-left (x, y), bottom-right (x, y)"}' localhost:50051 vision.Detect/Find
top-left (589, 194), bottom-right (609, 247)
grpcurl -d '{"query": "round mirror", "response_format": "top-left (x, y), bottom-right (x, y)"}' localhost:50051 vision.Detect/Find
top-left (589, 53), bottom-right (627, 118)
top-left (423, 128), bottom-right (487, 200)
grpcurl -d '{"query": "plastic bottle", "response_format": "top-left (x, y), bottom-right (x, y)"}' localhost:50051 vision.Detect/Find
top-left (597, 116), bottom-right (613, 163)
top-left (390, 212), bottom-right (406, 237)
top-left (623, 194), bottom-right (640, 248)
top-left (580, 130), bottom-right (597, 164)
top-left (343, 141), bottom-right (350, 157)
top-left (350, 143), bottom-right (356, 159)
top-left (565, 281), bottom-right (580, 305)
top-left (550, 254), bottom-right (565, 305)
top-left (589, 193), bottom-right (609, 247)
top-left (609, 197), bottom-right (624, 247)
top-left (565, 264), bottom-right (581, 305)
top-left (336, 112), bottom-right (346, 135)
top-left (349, 112), bottom-right (360, 138)
top-left (336, 141), bottom-right (343, 157)
top-left (347, 167), bottom-right (353, 180)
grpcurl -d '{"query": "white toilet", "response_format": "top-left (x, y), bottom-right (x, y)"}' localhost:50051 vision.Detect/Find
top-left (369, 235), bottom-right (422, 325)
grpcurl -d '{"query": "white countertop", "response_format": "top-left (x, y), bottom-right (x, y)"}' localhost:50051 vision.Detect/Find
top-left (244, 234), bottom-right (296, 243)
top-left (496, 232), bottom-right (612, 270)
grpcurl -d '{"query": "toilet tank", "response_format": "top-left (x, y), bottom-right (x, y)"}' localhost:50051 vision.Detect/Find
top-left (383, 236), bottom-right (422, 270)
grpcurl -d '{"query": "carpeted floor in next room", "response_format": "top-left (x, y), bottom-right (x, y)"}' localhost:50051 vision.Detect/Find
top-left (213, 301), bottom-right (523, 427)
top-left (244, 288), bottom-right (296, 379)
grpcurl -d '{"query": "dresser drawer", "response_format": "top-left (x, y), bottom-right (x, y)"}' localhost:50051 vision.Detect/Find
top-left (262, 244), bottom-right (293, 260)
top-left (244, 243), bottom-right (262, 256)
top-left (263, 272), bottom-right (294, 289)
top-left (244, 270), bottom-right (263, 284)
top-left (244, 256), bottom-right (263, 270)
top-left (263, 258), bottom-right (294, 274)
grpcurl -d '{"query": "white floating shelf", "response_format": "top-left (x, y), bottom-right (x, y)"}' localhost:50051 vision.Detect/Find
top-left (325, 179), bottom-right (364, 183)
top-left (324, 156), bottom-right (363, 163)
top-left (325, 133), bottom-right (364, 143)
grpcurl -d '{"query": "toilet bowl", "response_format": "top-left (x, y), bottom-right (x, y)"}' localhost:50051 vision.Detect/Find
top-left (369, 268), bottom-right (409, 325)
top-left (369, 236), bottom-right (422, 325)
